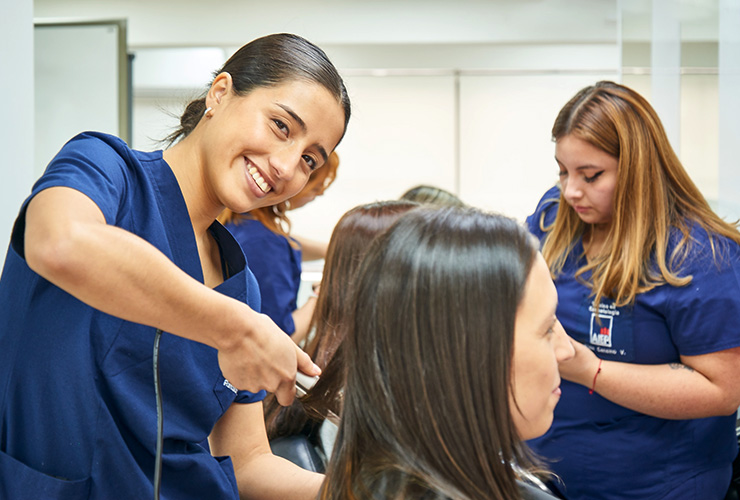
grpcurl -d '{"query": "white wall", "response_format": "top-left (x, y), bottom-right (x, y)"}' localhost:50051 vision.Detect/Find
top-left (458, 73), bottom-right (618, 220)
top-left (718, 0), bottom-right (740, 221)
top-left (130, 45), bottom-right (726, 243)
top-left (130, 42), bottom-right (621, 242)
top-left (0, 0), bottom-right (34, 267)
top-left (289, 73), bottom-right (458, 242)
top-left (26, 0), bottom-right (733, 249)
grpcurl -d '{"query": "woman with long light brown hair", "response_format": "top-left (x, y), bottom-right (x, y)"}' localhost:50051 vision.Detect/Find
top-left (527, 80), bottom-right (740, 499)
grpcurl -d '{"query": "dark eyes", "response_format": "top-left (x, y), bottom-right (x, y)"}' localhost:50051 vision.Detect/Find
top-left (273, 119), bottom-right (318, 171)
top-left (273, 119), bottom-right (289, 135)
top-left (302, 155), bottom-right (317, 171)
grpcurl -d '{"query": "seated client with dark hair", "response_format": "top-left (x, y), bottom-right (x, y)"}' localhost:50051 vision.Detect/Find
top-left (264, 200), bottom-right (420, 468)
top-left (319, 206), bottom-right (575, 500)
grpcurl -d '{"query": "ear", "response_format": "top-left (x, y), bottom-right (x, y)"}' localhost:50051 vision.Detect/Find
top-left (205, 72), bottom-right (233, 110)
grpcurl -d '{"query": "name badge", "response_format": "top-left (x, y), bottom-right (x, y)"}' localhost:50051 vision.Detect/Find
top-left (579, 296), bottom-right (635, 362)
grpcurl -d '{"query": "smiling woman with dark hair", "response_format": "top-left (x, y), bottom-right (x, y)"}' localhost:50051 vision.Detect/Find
top-left (319, 207), bottom-right (574, 500)
top-left (0, 33), bottom-right (349, 500)
top-left (220, 152), bottom-right (341, 345)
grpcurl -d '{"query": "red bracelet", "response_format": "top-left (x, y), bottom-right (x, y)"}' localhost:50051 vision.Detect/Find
top-left (589, 359), bottom-right (603, 395)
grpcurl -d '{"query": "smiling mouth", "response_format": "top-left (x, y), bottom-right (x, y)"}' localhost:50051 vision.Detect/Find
top-left (248, 165), bottom-right (272, 194)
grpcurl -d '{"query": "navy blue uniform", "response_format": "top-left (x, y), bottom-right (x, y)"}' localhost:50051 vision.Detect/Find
top-left (526, 185), bottom-right (740, 500)
top-left (0, 132), bottom-right (264, 499)
top-left (226, 219), bottom-right (302, 336)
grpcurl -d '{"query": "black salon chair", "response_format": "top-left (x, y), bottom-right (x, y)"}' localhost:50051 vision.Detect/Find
top-left (269, 434), bottom-right (325, 473)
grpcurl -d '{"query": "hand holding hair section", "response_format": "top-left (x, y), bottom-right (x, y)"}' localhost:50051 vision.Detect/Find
top-left (296, 372), bottom-right (319, 398)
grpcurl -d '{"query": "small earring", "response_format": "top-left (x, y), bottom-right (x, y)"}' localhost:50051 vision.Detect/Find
top-left (203, 107), bottom-right (212, 118)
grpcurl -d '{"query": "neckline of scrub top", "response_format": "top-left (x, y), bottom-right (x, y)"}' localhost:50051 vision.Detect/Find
top-left (142, 150), bottom-right (245, 286)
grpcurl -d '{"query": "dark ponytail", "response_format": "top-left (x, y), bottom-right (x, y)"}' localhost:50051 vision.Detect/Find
top-left (164, 98), bottom-right (207, 146)
top-left (165, 33), bottom-right (350, 146)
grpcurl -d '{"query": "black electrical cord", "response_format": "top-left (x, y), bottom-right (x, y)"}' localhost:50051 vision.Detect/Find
top-left (153, 329), bottom-right (164, 500)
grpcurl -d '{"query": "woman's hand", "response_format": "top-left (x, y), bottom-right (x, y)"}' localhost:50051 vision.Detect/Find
top-left (217, 309), bottom-right (321, 406)
top-left (557, 331), bottom-right (740, 418)
top-left (557, 337), bottom-right (601, 388)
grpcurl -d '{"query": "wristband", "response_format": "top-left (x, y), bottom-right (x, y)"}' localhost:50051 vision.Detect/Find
top-left (589, 359), bottom-right (603, 395)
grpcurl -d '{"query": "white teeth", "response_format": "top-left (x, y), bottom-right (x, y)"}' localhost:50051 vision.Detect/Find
top-left (247, 165), bottom-right (271, 194)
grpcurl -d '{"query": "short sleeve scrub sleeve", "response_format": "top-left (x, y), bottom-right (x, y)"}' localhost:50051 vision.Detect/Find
top-left (0, 132), bottom-right (264, 500)
top-left (524, 185), bottom-right (740, 500)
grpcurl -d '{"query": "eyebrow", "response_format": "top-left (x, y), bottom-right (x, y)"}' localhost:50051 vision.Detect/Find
top-left (544, 301), bottom-right (558, 329)
top-left (277, 103), bottom-right (329, 164)
top-left (555, 157), bottom-right (602, 171)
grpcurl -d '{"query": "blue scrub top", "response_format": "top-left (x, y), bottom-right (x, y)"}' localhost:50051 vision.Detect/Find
top-left (0, 132), bottom-right (265, 500)
top-left (225, 219), bottom-right (302, 336)
top-left (525, 185), bottom-right (740, 500)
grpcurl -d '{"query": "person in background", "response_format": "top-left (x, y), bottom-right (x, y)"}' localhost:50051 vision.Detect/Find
top-left (263, 200), bottom-right (420, 469)
top-left (400, 183), bottom-right (466, 207)
top-left (0, 33), bottom-right (350, 500)
top-left (526, 80), bottom-right (740, 500)
top-left (221, 152), bottom-right (339, 345)
top-left (319, 207), bottom-right (574, 500)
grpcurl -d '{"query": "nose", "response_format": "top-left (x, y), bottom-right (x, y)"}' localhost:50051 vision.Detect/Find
top-left (562, 176), bottom-right (582, 202)
top-left (553, 320), bottom-right (576, 362)
top-left (269, 144), bottom-right (303, 181)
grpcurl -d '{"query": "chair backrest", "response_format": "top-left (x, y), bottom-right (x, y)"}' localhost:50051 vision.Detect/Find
top-left (269, 435), bottom-right (325, 473)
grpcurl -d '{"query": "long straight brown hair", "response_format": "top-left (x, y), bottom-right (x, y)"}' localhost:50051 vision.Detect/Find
top-left (542, 80), bottom-right (740, 308)
top-left (320, 207), bottom-right (541, 500)
top-left (264, 200), bottom-right (419, 439)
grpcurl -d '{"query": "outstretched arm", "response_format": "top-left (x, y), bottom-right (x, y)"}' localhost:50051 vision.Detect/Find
top-left (559, 338), bottom-right (740, 419)
top-left (209, 401), bottom-right (324, 500)
top-left (290, 294), bottom-right (318, 346)
top-left (25, 186), bottom-right (319, 404)
top-left (294, 234), bottom-right (328, 262)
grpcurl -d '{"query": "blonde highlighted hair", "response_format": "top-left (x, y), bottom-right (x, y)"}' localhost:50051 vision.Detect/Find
top-left (541, 81), bottom-right (740, 308)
